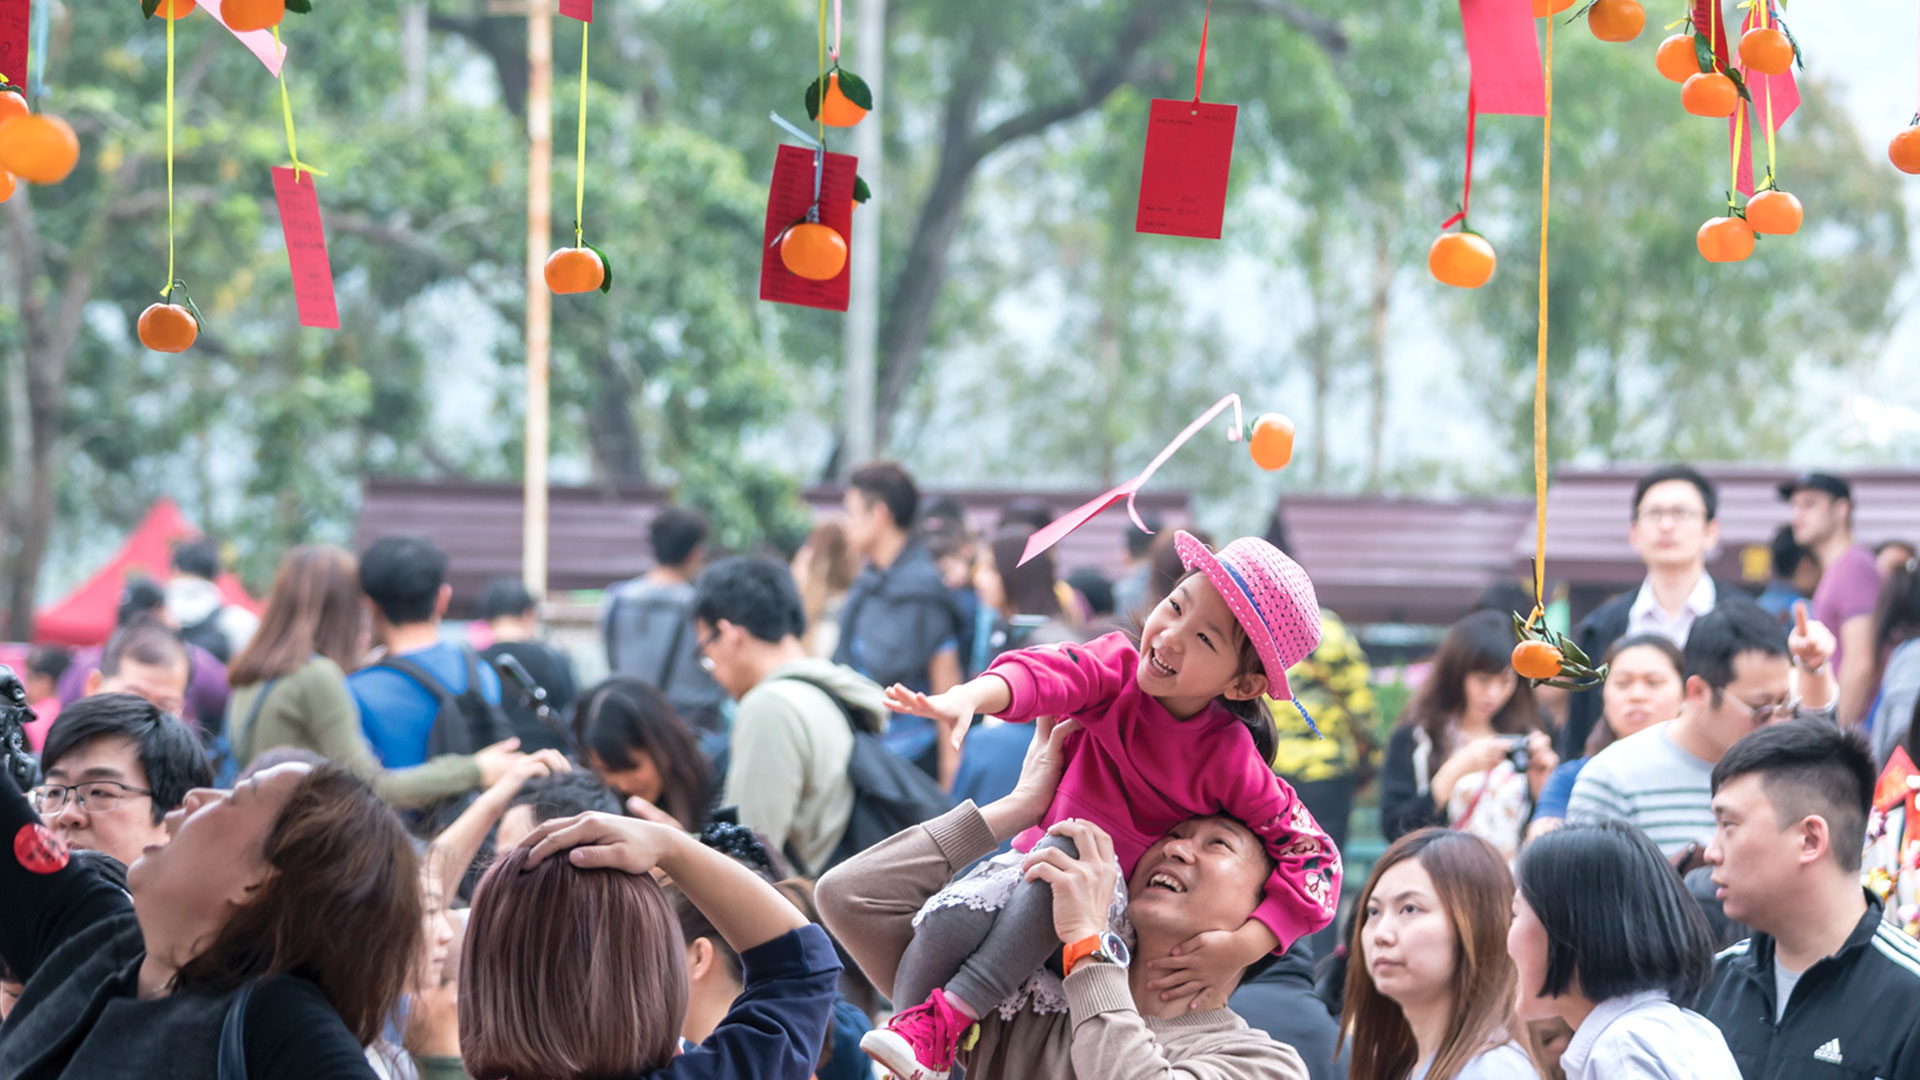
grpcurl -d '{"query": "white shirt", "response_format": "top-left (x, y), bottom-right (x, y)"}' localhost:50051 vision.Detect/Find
top-left (1408, 1042), bottom-right (1537, 1080)
top-left (1626, 574), bottom-right (1717, 647)
top-left (1560, 991), bottom-right (1741, 1080)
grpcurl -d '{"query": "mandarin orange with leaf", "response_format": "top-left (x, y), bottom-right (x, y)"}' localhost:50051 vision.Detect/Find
top-left (223, 0), bottom-right (285, 33)
top-left (1681, 72), bottom-right (1739, 118)
top-left (1745, 190), bottom-right (1801, 235)
top-left (544, 247), bottom-right (606, 294)
top-left (1428, 231), bottom-right (1496, 289)
top-left (137, 303), bottom-right (198, 353)
top-left (1587, 0), bottom-right (1644, 43)
top-left (0, 89), bottom-right (27, 126)
top-left (1696, 216), bottom-right (1755, 262)
top-left (1889, 126), bottom-right (1920, 174)
top-left (1655, 34), bottom-right (1700, 82)
top-left (1738, 27), bottom-right (1793, 75)
top-left (780, 222), bottom-right (848, 281)
top-left (1248, 414), bottom-right (1296, 472)
top-left (151, 0), bottom-right (197, 18)
top-left (1512, 641), bottom-right (1565, 681)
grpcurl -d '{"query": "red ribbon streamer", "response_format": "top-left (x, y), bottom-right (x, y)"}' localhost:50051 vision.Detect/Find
top-left (1440, 91), bottom-right (1477, 230)
top-left (1193, 0), bottom-right (1211, 103)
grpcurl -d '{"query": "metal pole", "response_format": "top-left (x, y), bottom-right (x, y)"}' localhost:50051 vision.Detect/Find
top-left (524, 0), bottom-right (553, 597)
top-left (840, 0), bottom-right (885, 476)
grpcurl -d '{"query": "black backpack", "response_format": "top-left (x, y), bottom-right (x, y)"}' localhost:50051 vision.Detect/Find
top-left (774, 673), bottom-right (954, 876)
top-left (374, 648), bottom-right (516, 834)
top-left (180, 607), bottom-right (232, 664)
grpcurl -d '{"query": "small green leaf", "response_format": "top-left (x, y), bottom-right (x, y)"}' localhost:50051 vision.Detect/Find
top-left (804, 75), bottom-right (826, 121)
top-left (1560, 636), bottom-right (1592, 667)
top-left (835, 68), bottom-right (874, 111)
top-left (852, 174), bottom-right (871, 203)
top-left (584, 242), bottom-right (613, 294)
top-left (1693, 33), bottom-right (1714, 74)
top-left (142, 0), bottom-right (163, 19)
top-left (1727, 68), bottom-right (1751, 102)
top-left (285, 0), bottom-right (314, 11)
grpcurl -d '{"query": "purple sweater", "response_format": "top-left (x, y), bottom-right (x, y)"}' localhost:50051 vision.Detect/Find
top-left (986, 633), bottom-right (1341, 950)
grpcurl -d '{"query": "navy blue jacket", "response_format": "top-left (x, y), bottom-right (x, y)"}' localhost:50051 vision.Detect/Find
top-left (652, 924), bottom-right (843, 1080)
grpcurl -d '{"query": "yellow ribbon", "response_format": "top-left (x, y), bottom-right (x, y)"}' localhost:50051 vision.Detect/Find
top-left (1532, 3), bottom-right (1554, 607)
top-left (817, 0), bottom-right (827, 145)
top-left (275, 27), bottom-right (326, 181)
top-left (574, 20), bottom-right (589, 246)
top-left (160, 8), bottom-right (175, 297)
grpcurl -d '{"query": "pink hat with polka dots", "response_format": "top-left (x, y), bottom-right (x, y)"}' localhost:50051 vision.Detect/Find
top-left (1175, 530), bottom-right (1321, 703)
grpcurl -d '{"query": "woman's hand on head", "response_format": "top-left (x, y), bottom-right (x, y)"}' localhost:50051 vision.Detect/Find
top-left (494, 748), bottom-right (569, 793)
top-left (625, 794), bottom-right (687, 830)
top-left (521, 811), bottom-right (684, 875)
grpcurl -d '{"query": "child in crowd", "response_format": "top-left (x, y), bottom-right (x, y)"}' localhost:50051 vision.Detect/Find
top-left (864, 532), bottom-right (1342, 1080)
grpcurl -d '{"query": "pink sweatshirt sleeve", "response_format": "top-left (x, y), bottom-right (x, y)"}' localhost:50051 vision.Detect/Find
top-left (1223, 750), bottom-right (1343, 952)
top-left (984, 633), bottom-right (1133, 724)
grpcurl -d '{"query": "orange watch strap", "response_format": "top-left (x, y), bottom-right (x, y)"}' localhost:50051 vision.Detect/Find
top-left (1062, 933), bottom-right (1104, 977)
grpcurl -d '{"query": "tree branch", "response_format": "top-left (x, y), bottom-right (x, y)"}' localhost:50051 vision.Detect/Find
top-left (972, 2), bottom-right (1169, 160)
top-left (1215, 0), bottom-right (1348, 57)
top-left (325, 212), bottom-right (490, 289)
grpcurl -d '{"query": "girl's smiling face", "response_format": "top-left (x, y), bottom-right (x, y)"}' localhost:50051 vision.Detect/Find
top-left (1136, 573), bottom-right (1266, 715)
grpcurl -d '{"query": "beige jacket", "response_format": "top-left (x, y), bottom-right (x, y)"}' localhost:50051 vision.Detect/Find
top-left (816, 803), bottom-right (1310, 1080)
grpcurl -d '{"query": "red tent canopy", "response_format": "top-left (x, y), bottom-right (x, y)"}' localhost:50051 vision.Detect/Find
top-left (32, 499), bottom-right (259, 647)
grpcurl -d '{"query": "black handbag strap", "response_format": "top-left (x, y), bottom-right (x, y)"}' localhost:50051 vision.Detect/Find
top-left (232, 678), bottom-right (280, 764)
top-left (217, 982), bottom-right (256, 1080)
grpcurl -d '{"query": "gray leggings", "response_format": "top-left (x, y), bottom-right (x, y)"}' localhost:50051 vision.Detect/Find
top-left (893, 836), bottom-right (1078, 1014)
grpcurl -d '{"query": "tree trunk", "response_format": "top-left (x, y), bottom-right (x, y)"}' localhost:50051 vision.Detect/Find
top-left (585, 349), bottom-right (645, 481)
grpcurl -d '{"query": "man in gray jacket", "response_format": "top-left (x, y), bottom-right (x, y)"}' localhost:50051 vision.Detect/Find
top-left (602, 506), bottom-right (728, 740)
top-left (693, 555), bottom-right (891, 875)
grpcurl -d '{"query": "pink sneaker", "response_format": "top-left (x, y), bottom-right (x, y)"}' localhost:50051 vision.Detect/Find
top-left (859, 988), bottom-right (972, 1080)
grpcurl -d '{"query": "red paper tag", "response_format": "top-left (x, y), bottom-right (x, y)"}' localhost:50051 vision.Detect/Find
top-left (271, 167), bottom-right (339, 330)
top-left (1135, 99), bottom-right (1238, 240)
top-left (558, 0), bottom-right (592, 21)
top-left (14, 822), bottom-right (68, 875)
top-left (759, 143), bottom-right (857, 312)
top-left (0, 0), bottom-right (29, 90)
top-left (1458, 0), bottom-right (1545, 117)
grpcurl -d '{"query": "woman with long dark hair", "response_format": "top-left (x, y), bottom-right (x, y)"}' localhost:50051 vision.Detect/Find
top-left (1380, 611), bottom-right (1557, 859)
top-left (228, 545), bottom-right (526, 807)
top-left (573, 675), bottom-right (716, 830)
top-left (1, 671), bottom-right (424, 1080)
top-left (1343, 828), bottom-right (1538, 1080)
top-left (967, 525), bottom-right (1082, 675)
top-left (1869, 558), bottom-right (1920, 765)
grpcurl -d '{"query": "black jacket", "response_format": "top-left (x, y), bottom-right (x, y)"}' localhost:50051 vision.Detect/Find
top-left (1557, 575), bottom-right (1734, 761)
top-left (1378, 724), bottom-right (1448, 842)
top-left (1700, 894), bottom-right (1920, 1080)
top-left (1229, 942), bottom-right (1346, 1080)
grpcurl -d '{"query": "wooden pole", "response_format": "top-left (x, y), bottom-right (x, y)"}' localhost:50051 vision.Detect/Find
top-left (524, 0), bottom-right (553, 597)
top-left (840, 0), bottom-right (885, 477)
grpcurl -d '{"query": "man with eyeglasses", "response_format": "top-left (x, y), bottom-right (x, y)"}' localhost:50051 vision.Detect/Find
top-left (1569, 598), bottom-right (1836, 861)
top-left (30, 693), bottom-right (211, 871)
top-left (1560, 465), bottom-right (1732, 761)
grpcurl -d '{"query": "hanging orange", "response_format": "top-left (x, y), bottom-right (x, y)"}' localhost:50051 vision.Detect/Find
top-left (1248, 414), bottom-right (1295, 471)
top-left (1745, 190), bottom-right (1801, 235)
top-left (0, 114), bottom-right (79, 184)
top-left (152, 0), bottom-right (197, 18)
top-left (819, 73), bottom-right (868, 128)
top-left (1696, 216), bottom-right (1755, 263)
top-left (1428, 232), bottom-right (1496, 289)
top-left (1512, 641), bottom-right (1565, 681)
top-left (0, 89), bottom-right (27, 126)
top-left (1890, 126), bottom-right (1920, 174)
top-left (1655, 34), bottom-right (1700, 82)
top-left (1587, 0), bottom-right (1644, 43)
top-left (222, 0), bottom-right (285, 33)
top-left (0, 171), bottom-right (14, 205)
top-left (780, 222), bottom-right (848, 281)
top-left (544, 247), bottom-right (606, 294)
top-left (137, 303), bottom-right (198, 353)
top-left (1738, 27), bottom-right (1793, 75)
top-left (1681, 72), bottom-right (1738, 118)
top-left (1531, 0), bottom-right (1577, 15)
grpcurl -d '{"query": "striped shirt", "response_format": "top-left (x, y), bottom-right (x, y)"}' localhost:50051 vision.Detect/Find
top-left (1567, 722), bottom-right (1714, 857)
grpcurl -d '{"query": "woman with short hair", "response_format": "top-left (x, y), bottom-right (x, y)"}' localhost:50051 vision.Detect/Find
top-left (1508, 820), bottom-right (1737, 1079)
top-left (459, 812), bottom-right (840, 1080)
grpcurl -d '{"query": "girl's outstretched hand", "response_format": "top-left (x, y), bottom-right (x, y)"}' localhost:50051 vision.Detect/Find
top-left (885, 684), bottom-right (976, 751)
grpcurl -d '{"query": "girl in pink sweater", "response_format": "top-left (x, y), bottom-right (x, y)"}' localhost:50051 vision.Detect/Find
top-left (860, 531), bottom-right (1341, 1080)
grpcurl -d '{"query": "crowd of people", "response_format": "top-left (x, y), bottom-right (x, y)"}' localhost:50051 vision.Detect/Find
top-left (1, 459), bottom-right (1919, 1080)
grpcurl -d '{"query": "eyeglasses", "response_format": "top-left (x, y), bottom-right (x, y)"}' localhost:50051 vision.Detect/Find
top-left (1721, 692), bottom-right (1800, 726)
top-left (696, 627), bottom-right (720, 673)
top-left (29, 780), bottom-right (156, 816)
top-left (1635, 506), bottom-right (1706, 526)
